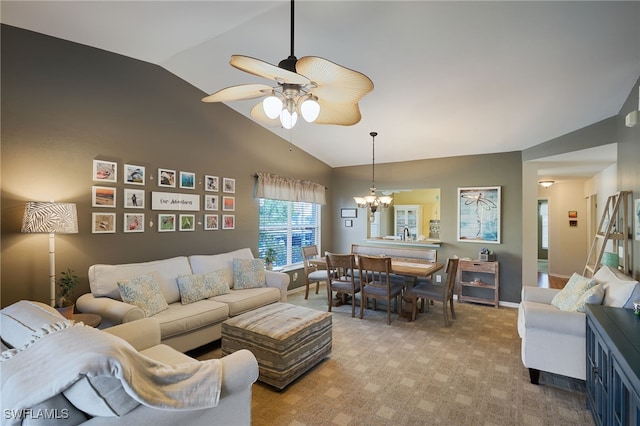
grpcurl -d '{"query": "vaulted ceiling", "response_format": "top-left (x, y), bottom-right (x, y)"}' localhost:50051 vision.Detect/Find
top-left (2, 1), bottom-right (638, 169)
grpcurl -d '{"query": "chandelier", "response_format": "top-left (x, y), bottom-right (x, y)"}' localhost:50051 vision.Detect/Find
top-left (353, 132), bottom-right (393, 214)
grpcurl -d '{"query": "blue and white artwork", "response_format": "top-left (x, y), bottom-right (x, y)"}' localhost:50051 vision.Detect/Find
top-left (458, 186), bottom-right (501, 243)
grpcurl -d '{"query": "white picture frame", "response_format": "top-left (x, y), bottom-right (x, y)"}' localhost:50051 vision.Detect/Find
top-left (204, 214), bottom-right (219, 230)
top-left (204, 195), bottom-right (219, 211)
top-left (123, 213), bottom-right (144, 233)
top-left (124, 164), bottom-right (145, 185)
top-left (205, 175), bottom-right (219, 192)
top-left (124, 188), bottom-right (144, 209)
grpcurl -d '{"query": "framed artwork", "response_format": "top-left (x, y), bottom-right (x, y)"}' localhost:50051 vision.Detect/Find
top-left (92, 212), bottom-right (116, 234)
top-left (205, 175), bottom-right (219, 192)
top-left (345, 219), bottom-right (353, 227)
top-left (124, 164), bottom-right (145, 185)
top-left (568, 211), bottom-right (578, 218)
top-left (457, 186), bottom-right (501, 243)
top-left (158, 168), bottom-right (176, 188)
top-left (223, 177), bottom-right (235, 193)
top-left (179, 214), bottom-right (195, 231)
top-left (222, 214), bottom-right (235, 230)
top-left (635, 199), bottom-right (640, 240)
top-left (158, 214), bottom-right (176, 232)
top-left (204, 214), bottom-right (219, 230)
top-left (569, 220), bottom-right (578, 227)
top-left (180, 171), bottom-right (195, 189)
top-left (204, 195), bottom-right (219, 211)
top-left (341, 208), bottom-right (357, 218)
top-left (124, 213), bottom-right (144, 233)
top-left (92, 186), bottom-right (116, 208)
top-left (223, 196), bottom-right (235, 211)
top-left (93, 160), bottom-right (117, 183)
top-left (124, 188), bottom-right (144, 209)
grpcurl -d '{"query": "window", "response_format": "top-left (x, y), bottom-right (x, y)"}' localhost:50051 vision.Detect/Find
top-left (258, 199), bottom-right (321, 268)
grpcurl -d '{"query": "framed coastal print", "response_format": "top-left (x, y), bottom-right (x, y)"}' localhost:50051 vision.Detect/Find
top-left (204, 214), bottom-right (219, 230)
top-left (92, 212), bottom-right (116, 234)
top-left (222, 196), bottom-right (235, 211)
top-left (124, 164), bottom-right (145, 185)
top-left (123, 213), bottom-right (144, 233)
top-left (222, 214), bottom-right (235, 230)
top-left (124, 188), bottom-right (144, 209)
top-left (204, 195), bottom-right (219, 211)
top-left (93, 160), bottom-right (117, 183)
top-left (158, 168), bottom-right (176, 188)
top-left (92, 186), bottom-right (116, 208)
top-left (179, 214), bottom-right (195, 231)
top-left (158, 214), bottom-right (176, 232)
top-left (223, 177), bottom-right (235, 193)
top-left (457, 186), bottom-right (501, 243)
top-left (180, 171), bottom-right (195, 189)
top-left (205, 175), bottom-right (219, 192)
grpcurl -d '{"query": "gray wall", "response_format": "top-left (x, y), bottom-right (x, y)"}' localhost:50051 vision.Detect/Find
top-left (0, 25), bottom-right (333, 306)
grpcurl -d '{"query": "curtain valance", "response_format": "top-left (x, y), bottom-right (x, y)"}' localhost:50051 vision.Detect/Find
top-left (255, 172), bottom-right (326, 205)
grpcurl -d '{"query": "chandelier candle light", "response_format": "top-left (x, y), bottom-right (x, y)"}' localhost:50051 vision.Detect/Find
top-left (354, 132), bottom-right (393, 216)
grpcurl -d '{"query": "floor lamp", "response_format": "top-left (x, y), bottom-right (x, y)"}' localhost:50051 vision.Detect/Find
top-left (21, 201), bottom-right (78, 307)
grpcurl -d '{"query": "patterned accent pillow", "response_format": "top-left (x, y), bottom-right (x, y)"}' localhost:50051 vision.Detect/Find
top-left (117, 273), bottom-right (169, 317)
top-left (551, 273), bottom-right (596, 311)
top-left (569, 283), bottom-right (605, 312)
top-left (233, 258), bottom-right (267, 290)
top-left (176, 270), bottom-right (231, 305)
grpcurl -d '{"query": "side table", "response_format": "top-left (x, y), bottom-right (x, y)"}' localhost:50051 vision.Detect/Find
top-left (72, 313), bottom-right (102, 328)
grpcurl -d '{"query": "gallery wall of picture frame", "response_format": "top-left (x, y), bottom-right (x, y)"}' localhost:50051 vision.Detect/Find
top-left (91, 159), bottom-right (236, 234)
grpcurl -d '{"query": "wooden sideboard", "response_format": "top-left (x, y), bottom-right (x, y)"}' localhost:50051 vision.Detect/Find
top-left (456, 260), bottom-right (499, 308)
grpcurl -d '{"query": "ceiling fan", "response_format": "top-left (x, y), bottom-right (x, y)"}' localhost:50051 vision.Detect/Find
top-left (202, 0), bottom-right (374, 129)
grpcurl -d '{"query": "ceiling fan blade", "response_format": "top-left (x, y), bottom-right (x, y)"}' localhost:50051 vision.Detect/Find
top-left (230, 55), bottom-right (310, 86)
top-left (250, 102), bottom-right (281, 127)
top-left (202, 83), bottom-right (272, 103)
top-left (296, 56), bottom-right (374, 104)
top-left (314, 100), bottom-right (363, 126)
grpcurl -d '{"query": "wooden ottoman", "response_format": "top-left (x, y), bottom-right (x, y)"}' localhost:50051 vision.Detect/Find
top-left (221, 303), bottom-right (332, 390)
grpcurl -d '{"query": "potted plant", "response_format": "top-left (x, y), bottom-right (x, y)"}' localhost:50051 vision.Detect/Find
top-left (56, 268), bottom-right (79, 319)
top-left (264, 248), bottom-right (277, 270)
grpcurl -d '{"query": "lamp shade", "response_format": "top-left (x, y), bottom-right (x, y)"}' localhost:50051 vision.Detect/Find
top-left (21, 202), bottom-right (78, 234)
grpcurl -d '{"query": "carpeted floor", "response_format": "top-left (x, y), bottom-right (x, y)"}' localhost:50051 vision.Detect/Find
top-left (193, 287), bottom-right (593, 426)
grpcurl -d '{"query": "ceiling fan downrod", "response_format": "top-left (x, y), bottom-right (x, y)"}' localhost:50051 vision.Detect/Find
top-left (278, 0), bottom-right (297, 73)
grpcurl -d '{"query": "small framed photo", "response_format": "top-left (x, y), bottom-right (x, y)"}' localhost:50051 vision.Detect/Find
top-left (205, 175), bottom-right (219, 192)
top-left (124, 213), bottom-right (144, 233)
top-left (204, 195), bottom-right (219, 211)
top-left (341, 208), bottom-right (357, 218)
top-left (222, 214), bottom-right (235, 230)
top-left (158, 214), bottom-right (176, 232)
top-left (180, 171), bottom-right (195, 189)
top-left (92, 186), bottom-right (116, 208)
top-left (569, 220), bottom-right (578, 227)
top-left (204, 214), bottom-right (219, 230)
top-left (92, 212), bottom-right (116, 234)
top-left (158, 168), bottom-right (176, 187)
top-left (124, 164), bottom-right (145, 185)
top-left (568, 211), bottom-right (578, 218)
top-left (179, 214), bottom-right (195, 231)
top-left (223, 196), bottom-right (235, 211)
top-left (93, 160), bottom-right (117, 183)
top-left (345, 219), bottom-right (353, 227)
top-left (124, 188), bottom-right (144, 209)
top-left (223, 177), bottom-right (235, 193)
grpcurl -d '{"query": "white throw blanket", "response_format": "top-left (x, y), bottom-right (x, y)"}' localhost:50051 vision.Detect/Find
top-left (1, 321), bottom-right (221, 424)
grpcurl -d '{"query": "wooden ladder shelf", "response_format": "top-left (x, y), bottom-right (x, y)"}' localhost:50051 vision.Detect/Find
top-left (583, 191), bottom-right (633, 277)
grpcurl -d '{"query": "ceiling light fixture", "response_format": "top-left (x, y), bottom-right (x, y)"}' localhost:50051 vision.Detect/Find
top-left (539, 180), bottom-right (555, 188)
top-left (354, 132), bottom-right (393, 215)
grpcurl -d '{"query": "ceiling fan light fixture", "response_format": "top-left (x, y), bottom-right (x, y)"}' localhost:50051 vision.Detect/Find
top-left (280, 110), bottom-right (298, 129)
top-left (263, 95), bottom-right (283, 119)
top-left (300, 96), bottom-right (320, 122)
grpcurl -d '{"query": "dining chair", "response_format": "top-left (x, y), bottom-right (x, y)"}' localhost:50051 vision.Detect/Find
top-left (301, 245), bottom-right (327, 299)
top-left (358, 255), bottom-right (404, 325)
top-left (325, 253), bottom-right (360, 317)
top-left (409, 258), bottom-right (460, 326)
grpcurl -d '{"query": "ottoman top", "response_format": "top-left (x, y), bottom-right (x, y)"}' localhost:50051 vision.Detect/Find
top-left (223, 303), bottom-right (330, 341)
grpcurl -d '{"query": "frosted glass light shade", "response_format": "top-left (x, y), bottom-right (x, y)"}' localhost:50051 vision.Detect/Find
top-left (300, 98), bottom-right (320, 122)
top-left (280, 110), bottom-right (298, 129)
top-left (263, 96), bottom-right (283, 119)
top-left (378, 196), bottom-right (393, 207)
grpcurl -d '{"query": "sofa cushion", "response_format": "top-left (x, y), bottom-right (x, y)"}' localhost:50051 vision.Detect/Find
top-left (89, 256), bottom-right (191, 303)
top-left (593, 265), bottom-right (640, 308)
top-left (551, 273), bottom-right (596, 311)
top-left (176, 270), bottom-right (231, 305)
top-left (570, 283), bottom-right (605, 313)
top-left (0, 300), bottom-right (64, 349)
top-left (118, 273), bottom-right (169, 317)
top-left (189, 248), bottom-right (254, 289)
top-left (233, 259), bottom-right (266, 290)
top-left (63, 375), bottom-right (140, 417)
top-left (212, 288), bottom-right (281, 317)
top-left (152, 300), bottom-right (229, 339)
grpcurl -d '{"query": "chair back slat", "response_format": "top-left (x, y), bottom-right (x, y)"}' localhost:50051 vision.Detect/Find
top-left (444, 258), bottom-right (460, 301)
top-left (302, 245), bottom-right (319, 274)
top-left (325, 253), bottom-right (356, 283)
top-left (358, 255), bottom-right (392, 290)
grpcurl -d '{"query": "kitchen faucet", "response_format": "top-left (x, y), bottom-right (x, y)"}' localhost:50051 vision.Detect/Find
top-left (403, 226), bottom-right (410, 240)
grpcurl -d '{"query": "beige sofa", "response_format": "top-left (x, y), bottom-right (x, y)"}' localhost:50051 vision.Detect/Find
top-left (518, 266), bottom-right (640, 384)
top-left (1, 300), bottom-right (258, 426)
top-left (77, 248), bottom-right (289, 352)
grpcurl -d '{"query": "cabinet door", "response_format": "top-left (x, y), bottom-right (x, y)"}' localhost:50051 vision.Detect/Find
top-left (586, 317), bottom-right (609, 426)
top-left (611, 356), bottom-right (640, 426)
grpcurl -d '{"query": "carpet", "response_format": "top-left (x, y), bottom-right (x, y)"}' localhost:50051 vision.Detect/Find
top-left (193, 287), bottom-right (593, 426)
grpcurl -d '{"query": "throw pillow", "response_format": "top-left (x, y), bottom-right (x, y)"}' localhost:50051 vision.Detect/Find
top-left (593, 265), bottom-right (640, 308)
top-left (176, 270), bottom-right (231, 305)
top-left (551, 273), bottom-right (596, 311)
top-left (569, 283), bottom-right (605, 313)
top-left (233, 258), bottom-right (267, 290)
top-left (117, 273), bottom-right (169, 317)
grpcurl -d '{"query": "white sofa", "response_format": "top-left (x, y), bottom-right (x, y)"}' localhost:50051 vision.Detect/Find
top-left (76, 248), bottom-right (289, 352)
top-left (1, 300), bottom-right (259, 425)
top-left (518, 266), bottom-right (640, 384)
